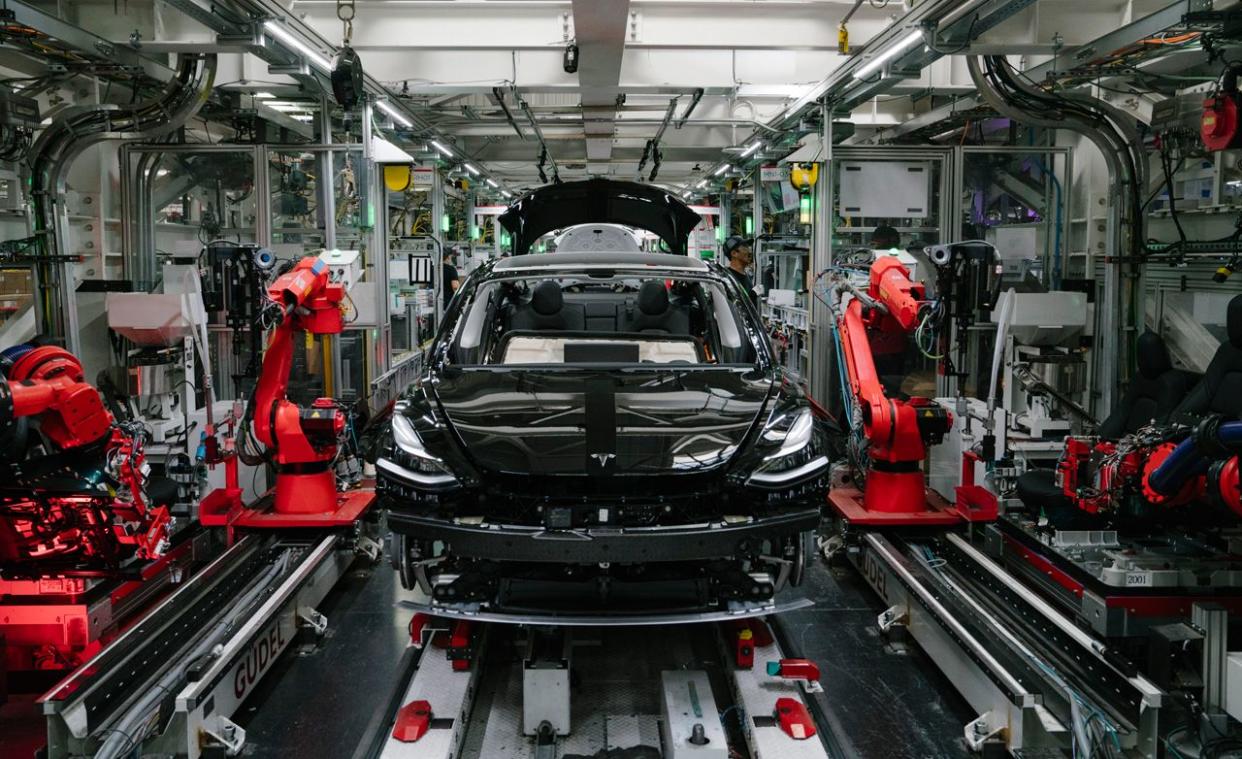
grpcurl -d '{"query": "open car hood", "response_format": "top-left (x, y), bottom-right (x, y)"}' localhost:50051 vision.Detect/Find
top-left (430, 366), bottom-right (771, 476)
top-left (498, 179), bottom-right (702, 256)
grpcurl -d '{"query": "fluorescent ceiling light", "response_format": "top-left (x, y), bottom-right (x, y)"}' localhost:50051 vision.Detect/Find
top-left (290, 114), bottom-right (314, 122)
top-left (853, 30), bottom-right (924, 80)
top-left (485, 178), bottom-right (499, 188)
top-left (713, 164), bottom-right (731, 177)
top-left (501, 190), bottom-right (512, 198)
top-left (464, 163), bottom-right (480, 176)
top-left (695, 179), bottom-right (708, 189)
top-left (267, 102), bottom-right (311, 112)
top-left (372, 135), bottom-right (414, 164)
top-left (430, 139), bottom-right (454, 157)
top-left (263, 21), bottom-right (333, 72)
top-left (376, 100), bottom-right (413, 128)
top-left (740, 141), bottom-right (763, 157)
top-left (155, 168), bottom-right (170, 177)
top-left (254, 91), bottom-right (276, 100)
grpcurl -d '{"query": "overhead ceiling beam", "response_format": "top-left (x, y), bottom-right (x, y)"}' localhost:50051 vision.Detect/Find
top-left (572, 0), bottom-right (631, 173)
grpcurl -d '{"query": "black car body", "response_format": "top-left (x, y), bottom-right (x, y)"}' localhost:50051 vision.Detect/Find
top-left (380, 180), bottom-right (827, 622)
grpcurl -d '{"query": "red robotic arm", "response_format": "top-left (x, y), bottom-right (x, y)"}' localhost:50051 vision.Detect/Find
top-left (835, 257), bottom-right (952, 514)
top-left (0, 346), bottom-right (112, 449)
top-left (0, 346), bottom-right (169, 569)
top-left (250, 256), bottom-right (348, 515)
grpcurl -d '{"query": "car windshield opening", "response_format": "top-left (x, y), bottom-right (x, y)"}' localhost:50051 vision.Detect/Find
top-left (447, 273), bottom-right (759, 366)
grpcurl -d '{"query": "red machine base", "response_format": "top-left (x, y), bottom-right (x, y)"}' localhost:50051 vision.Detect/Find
top-left (828, 487), bottom-right (996, 526)
top-left (200, 486), bottom-right (375, 529)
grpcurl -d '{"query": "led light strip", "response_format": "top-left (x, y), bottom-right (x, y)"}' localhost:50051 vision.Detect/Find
top-left (263, 20), bottom-right (332, 72)
top-left (853, 29), bottom-right (924, 80)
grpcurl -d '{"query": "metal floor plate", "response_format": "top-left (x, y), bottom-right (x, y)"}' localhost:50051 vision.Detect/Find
top-left (462, 626), bottom-right (684, 758)
top-left (729, 636), bottom-right (830, 759)
top-left (238, 557), bottom-right (972, 758)
top-left (381, 637), bottom-right (479, 759)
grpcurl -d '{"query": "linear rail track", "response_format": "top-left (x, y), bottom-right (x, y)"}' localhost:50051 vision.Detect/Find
top-left (39, 531), bottom-right (360, 759)
top-left (855, 530), bottom-right (1162, 756)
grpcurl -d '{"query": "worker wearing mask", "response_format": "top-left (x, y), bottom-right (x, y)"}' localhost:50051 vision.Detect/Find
top-left (723, 235), bottom-right (759, 307)
top-left (442, 247), bottom-right (461, 310)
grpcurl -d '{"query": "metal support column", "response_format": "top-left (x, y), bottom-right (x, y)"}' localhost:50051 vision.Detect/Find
top-left (751, 165), bottom-right (763, 249)
top-left (255, 146), bottom-right (272, 247)
top-left (466, 192), bottom-right (477, 266)
top-left (1195, 603), bottom-right (1230, 738)
top-left (810, 104), bottom-right (835, 402)
top-left (431, 169), bottom-right (446, 327)
top-left (319, 98), bottom-right (337, 252)
top-left (364, 102), bottom-right (391, 380)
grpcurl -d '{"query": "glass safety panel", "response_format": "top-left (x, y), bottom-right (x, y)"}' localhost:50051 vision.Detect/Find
top-left (960, 148), bottom-right (1072, 289)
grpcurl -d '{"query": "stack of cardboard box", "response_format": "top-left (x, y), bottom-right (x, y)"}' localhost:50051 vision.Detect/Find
top-left (0, 268), bottom-right (32, 326)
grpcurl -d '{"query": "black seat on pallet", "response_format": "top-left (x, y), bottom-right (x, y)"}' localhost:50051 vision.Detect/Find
top-left (1099, 330), bottom-right (1196, 438)
top-left (1017, 330), bottom-right (1190, 523)
top-left (1172, 294), bottom-right (1242, 419)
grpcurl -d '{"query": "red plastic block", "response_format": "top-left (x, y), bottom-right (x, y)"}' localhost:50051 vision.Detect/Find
top-left (392, 700), bottom-right (432, 742)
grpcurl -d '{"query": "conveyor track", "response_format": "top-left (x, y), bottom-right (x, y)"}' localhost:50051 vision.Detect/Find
top-left (855, 530), bottom-right (1163, 756)
top-left (38, 531), bottom-right (359, 759)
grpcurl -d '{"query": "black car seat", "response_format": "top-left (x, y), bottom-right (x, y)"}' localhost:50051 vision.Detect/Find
top-left (1172, 294), bottom-right (1242, 419)
top-left (509, 280), bottom-right (585, 331)
top-left (1098, 331), bottom-right (1196, 437)
top-left (621, 280), bottom-right (690, 334)
top-left (1017, 330), bottom-right (1191, 524)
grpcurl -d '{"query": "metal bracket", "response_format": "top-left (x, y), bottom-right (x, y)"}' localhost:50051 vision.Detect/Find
top-left (297, 606), bottom-right (328, 635)
top-left (877, 605), bottom-right (908, 633)
top-left (534, 720), bottom-right (558, 759)
top-left (203, 715), bottom-right (247, 756)
top-left (963, 712), bottom-right (1003, 752)
top-left (355, 534), bottom-right (381, 562)
top-left (759, 555), bottom-right (792, 589)
top-left (818, 534), bottom-right (844, 562)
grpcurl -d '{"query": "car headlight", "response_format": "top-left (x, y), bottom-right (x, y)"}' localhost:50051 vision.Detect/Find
top-left (748, 407), bottom-right (828, 488)
top-left (761, 407), bottom-right (814, 459)
top-left (378, 414), bottom-right (460, 491)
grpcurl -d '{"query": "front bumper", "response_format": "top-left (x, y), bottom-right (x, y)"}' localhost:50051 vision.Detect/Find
top-left (386, 508), bottom-right (820, 564)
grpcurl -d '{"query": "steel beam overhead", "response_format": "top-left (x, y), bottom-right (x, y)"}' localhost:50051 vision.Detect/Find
top-left (572, 0), bottom-right (631, 172)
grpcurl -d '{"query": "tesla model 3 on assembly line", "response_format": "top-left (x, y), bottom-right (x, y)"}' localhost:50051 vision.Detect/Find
top-left (378, 179), bottom-right (828, 623)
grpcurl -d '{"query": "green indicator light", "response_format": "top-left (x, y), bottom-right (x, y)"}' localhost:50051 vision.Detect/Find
top-left (471, 224), bottom-right (480, 240)
top-left (745, 217), bottom-right (753, 235)
top-left (440, 213), bottom-right (450, 233)
top-left (715, 226), bottom-right (725, 242)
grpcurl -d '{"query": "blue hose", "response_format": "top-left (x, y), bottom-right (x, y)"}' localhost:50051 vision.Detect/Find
top-left (1148, 421), bottom-right (1242, 496)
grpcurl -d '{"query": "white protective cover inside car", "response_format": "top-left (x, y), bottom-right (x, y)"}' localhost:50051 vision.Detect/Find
top-left (502, 336), bottom-right (699, 364)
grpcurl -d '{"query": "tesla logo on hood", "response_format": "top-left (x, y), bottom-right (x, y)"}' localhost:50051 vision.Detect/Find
top-left (590, 453), bottom-right (616, 466)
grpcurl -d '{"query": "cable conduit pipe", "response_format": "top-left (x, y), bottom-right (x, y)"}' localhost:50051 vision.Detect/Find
top-left (25, 54), bottom-right (216, 339)
top-left (1148, 419), bottom-right (1242, 498)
